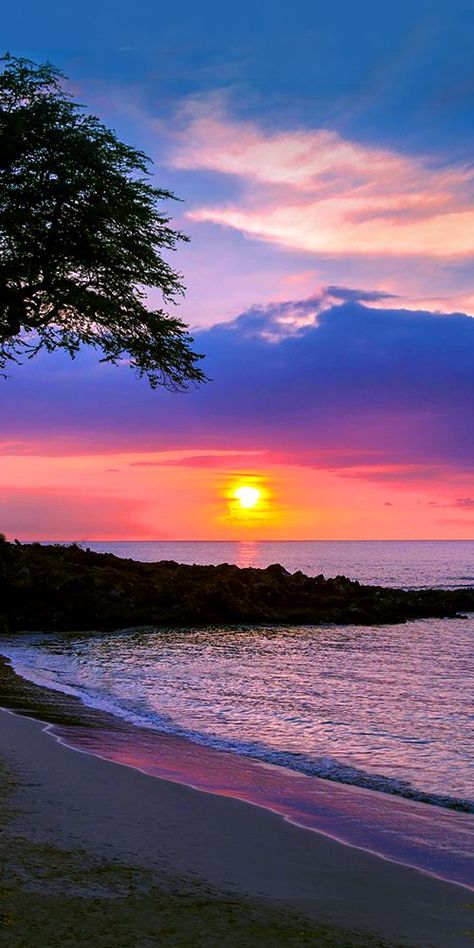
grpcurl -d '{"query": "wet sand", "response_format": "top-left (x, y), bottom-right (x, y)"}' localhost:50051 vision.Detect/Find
top-left (46, 716), bottom-right (474, 891)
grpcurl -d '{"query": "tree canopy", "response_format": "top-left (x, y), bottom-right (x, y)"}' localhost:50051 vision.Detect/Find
top-left (0, 54), bottom-right (205, 389)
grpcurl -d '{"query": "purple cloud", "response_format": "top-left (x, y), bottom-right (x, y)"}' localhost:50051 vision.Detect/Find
top-left (1, 289), bottom-right (474, 480)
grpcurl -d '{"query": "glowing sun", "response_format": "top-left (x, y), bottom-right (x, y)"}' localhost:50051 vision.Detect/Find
top-left (234, 485), bottom-right (261, 509)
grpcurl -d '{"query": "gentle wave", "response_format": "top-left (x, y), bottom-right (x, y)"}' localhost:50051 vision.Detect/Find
top-left (4, 627), bottom-right (474, 817)
top-left (50, 681), bottom-right (474, 813)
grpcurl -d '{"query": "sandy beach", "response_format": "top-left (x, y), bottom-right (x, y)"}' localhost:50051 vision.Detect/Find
top-left (1, 660), bottom-right (474, 947)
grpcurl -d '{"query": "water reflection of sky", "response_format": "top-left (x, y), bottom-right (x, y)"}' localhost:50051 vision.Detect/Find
top-left (235, 541), bottom-right (260, 569)
top-left (3, 614), bottom-right (473, 808)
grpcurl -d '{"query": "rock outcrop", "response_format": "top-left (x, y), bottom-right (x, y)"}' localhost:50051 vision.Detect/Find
top-left (0, 539), bottom-right (473, 633)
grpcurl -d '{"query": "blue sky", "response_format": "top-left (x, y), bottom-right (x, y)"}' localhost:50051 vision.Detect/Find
top-left (6, 0), bottom-right (474, 145)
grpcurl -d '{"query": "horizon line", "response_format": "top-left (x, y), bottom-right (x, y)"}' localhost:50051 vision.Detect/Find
top-left (11, 537), bottom-right (474, 544)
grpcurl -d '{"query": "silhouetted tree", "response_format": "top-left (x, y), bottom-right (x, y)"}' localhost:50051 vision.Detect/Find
top-left (0, 54), bottom-right (205, 389)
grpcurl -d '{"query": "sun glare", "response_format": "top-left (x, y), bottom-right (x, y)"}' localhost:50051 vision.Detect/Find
top-left (234, 485), bottom-right (261, 509)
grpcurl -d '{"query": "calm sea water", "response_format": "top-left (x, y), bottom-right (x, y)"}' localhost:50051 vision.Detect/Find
top-left (3, 615), bottom-right (473, 809)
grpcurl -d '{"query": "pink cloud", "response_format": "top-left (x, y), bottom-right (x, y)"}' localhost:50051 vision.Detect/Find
top-left (169, 101), bottom-right (474, 259)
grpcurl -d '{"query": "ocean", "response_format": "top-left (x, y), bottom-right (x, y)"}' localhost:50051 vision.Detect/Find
top-left (1, 539), bottom-right (473, 887)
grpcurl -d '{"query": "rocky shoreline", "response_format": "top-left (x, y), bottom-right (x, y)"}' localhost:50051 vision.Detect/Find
top-left (1, 539), bottom-right (473, 633)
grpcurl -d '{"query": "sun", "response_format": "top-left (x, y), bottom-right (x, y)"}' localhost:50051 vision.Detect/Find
top-left (234, 485), bottom-right (261, 509)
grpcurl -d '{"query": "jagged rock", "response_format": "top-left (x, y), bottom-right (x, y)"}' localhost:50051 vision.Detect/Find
top-left (0, 540), bottom-right (472, 633)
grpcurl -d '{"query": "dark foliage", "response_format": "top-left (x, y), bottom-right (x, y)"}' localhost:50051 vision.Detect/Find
top-left (0, 54), bottom-right (206, 389)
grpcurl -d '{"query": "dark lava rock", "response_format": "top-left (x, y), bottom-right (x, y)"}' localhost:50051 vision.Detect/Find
top-left (0, 540), bottom-right (473, 634)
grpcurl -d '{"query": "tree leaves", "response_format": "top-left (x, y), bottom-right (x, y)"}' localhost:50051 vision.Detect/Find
top-left (0, 55), bottom-right (206, 390)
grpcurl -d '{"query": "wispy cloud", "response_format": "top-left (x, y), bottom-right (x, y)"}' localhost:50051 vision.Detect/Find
top-left (130, 450), bottom-right (264, 468)
top-left (169, 99), bottom-right (474, 259)
top-left (427, 496), bottom-right (474, 508)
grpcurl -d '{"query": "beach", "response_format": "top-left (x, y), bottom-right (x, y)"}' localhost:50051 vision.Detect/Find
top-left (1, 658), bottom-right (474, 947)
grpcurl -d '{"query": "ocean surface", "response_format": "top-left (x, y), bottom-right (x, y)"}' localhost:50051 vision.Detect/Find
top-left (1, 540), bottom-right (473, 886)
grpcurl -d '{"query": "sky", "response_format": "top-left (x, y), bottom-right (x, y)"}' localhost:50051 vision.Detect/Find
top-left (2, 0), bottom-right (474, 539)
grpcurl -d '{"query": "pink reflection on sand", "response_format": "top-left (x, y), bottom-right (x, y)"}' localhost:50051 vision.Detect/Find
top-left (49, 720), bottom-right (474, 890)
